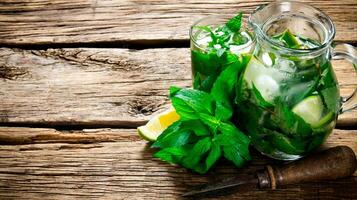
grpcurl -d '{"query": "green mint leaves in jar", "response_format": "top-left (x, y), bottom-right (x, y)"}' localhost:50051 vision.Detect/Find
top-left (191, 12), bottom-right (254, 92)
top-left (236, 27), bottom-right (340, 160)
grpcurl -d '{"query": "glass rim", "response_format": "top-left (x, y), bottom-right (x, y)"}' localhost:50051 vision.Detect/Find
top-left (249, 1), bottom-right (336, 55)
top-left (189, 14), bottom-right (256, 52)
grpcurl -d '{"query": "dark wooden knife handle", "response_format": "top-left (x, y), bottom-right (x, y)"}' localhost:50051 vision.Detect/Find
top-left (257, 146), bottom-right (357, 189)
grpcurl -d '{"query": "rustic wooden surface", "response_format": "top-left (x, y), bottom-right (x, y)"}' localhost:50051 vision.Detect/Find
top-left (0, 127), bottom-right (356, 199)
top-left (0, 0), bottom-right (356, 199)
top-left (0, 48), bottom-right (356, 127)
top-left (0, 0), bottom-right (356, 46)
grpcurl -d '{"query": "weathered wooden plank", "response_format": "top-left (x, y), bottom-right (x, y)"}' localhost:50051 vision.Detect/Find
top-left (1, 48), bottom-right (356, 127)
top-left (0, 127), bottom-right (137, 144)
top-left (0, 47), bottom-right (190, 127)
top-left (0, 0), bottom-right (356, 46)
top-left (0, 127), bottom-right (356, 199)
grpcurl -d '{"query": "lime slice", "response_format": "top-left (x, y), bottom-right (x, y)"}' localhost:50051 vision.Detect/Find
top-left (243, 56), bottom-right (279, 103)
top-left (292, 95), bottom-right (324, 127)
top-left (137, 107), bottom-right (180, 141)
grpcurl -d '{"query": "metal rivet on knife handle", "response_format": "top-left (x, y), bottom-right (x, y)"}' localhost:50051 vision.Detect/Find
top-left (258, 146), bottom-right (357, 189)
top-left (266, 165), bottom-right (276, 189)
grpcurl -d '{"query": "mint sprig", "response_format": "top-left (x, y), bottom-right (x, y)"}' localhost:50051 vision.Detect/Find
top-left (226, 12), bottom-right (243, 33)
top-left (152, 54), bottom-right (252, 174)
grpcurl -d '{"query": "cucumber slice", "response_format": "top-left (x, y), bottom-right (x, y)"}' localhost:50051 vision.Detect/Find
top-left (292, 95), bottom-right (324, 127)
top-left (243, 57), bottom-right (279, 103)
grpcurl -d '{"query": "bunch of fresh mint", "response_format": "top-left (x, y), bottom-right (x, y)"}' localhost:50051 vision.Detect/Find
top-left (152, 60), bottom-right (252, 174)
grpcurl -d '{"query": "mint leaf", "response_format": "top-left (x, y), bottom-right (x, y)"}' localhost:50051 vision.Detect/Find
top-left (193, 72), bottom-right (201, 89)
top-left (214, 101), bottom-right (233, 122)
top-left (217, 122), bottom-right (250, 160)
top-left (152, 119), bottom-right (210, 149)
top-left (193, 25), bottom-right (218, 46)
top-left (200, 74), bottom-right (218, 92)
top-left (272, 29), bottom-right (300, 49)
top-left (182, 137), bottom-right (212, 173)
top-left (211, 53), bottom-right (244, 120)
top-left (232, 32), bottom-right (247, 44)
top-left (191, 50), bottom-right (220, 76)
top-left (152, 121), bottom-right (183, 148)
top-left (170, 88), bottom-right (215, 120)
top-left (154, 146), bottom-right (190, 164)
top-left (194, 25), bottom-right (212, 33)
top-left (271, 102), bottom-right (312, 138)
top-left (169, 86), bottom-right (181, 97)
top-left (222, 145), bottom-right (245, 167)
top-left (182, 120), bottom-right (210, 137)
top-left (265, 129), bottom-right (307, 155)
top-left (226, 12), bottom-right (243, 32)
top-left (198, 113), bottom-right (221, 133)
top-left (151, 121), bottom-right (193, 148)
top-left (251, 83), bottom-right (274, 108)
top-left (205, 141), bottom-right (221, 171)
top-left (214, 122), bottom-right (251, 168)
top-left (211, 56), bottom-right (240, 100)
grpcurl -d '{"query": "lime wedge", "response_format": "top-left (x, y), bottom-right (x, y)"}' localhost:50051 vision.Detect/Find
top-left (292, 95), bottom-right (324, 127)
top-left (137, 107), bottom-right (180, 141)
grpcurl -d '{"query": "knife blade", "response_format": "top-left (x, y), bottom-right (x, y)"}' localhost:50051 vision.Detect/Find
top-left (182, 174), bottom-right (258, 197)
top-left (182, 146), bottom-right (357, 197)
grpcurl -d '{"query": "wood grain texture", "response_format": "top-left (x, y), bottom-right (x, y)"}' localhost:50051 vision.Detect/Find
top-left (0, 47), bottom-right (356, 127)
top-left (0, 127), bottom-right (356, 199)
top-left (0, 47), bottom-right (191, 127)
top-left (0, 0), bottom-right (356, 46)
top-left (0, 127), bottom-right (138, 145)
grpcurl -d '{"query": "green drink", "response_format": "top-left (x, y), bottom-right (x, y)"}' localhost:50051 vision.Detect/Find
top-left (236, 29), bottom-right (340, 159)
top-left (237, 1), bottom-right (357, 160)
top-left (190, 14), bottom-right (254, 92)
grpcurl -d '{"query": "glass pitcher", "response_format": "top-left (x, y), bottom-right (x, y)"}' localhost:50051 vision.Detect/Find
top-left (236, 1), bottom-right (357, 160)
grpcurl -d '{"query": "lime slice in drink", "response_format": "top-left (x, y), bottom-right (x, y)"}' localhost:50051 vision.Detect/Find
top-left (137, 107), bottom-right (180, 141)
top-left (244, 56), bottom-right (279, 103)
top-left (292, 95), bottom-right (324, 127)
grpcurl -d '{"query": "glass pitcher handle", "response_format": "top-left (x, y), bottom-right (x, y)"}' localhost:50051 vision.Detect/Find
top-left (332, 43), bottom-right (357, 113)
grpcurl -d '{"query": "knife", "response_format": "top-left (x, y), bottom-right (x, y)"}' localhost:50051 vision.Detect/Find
top-left (182, 146), bottom-right (357, 197)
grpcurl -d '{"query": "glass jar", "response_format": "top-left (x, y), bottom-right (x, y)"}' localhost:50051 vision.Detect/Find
top-left (190, 15), bottom-right (255, 92)
top-left (236, 1), bottom-right (357, 160)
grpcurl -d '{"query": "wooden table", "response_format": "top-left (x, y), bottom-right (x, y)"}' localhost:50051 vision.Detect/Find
top-left (0, 0), bottom-right (356, 199)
